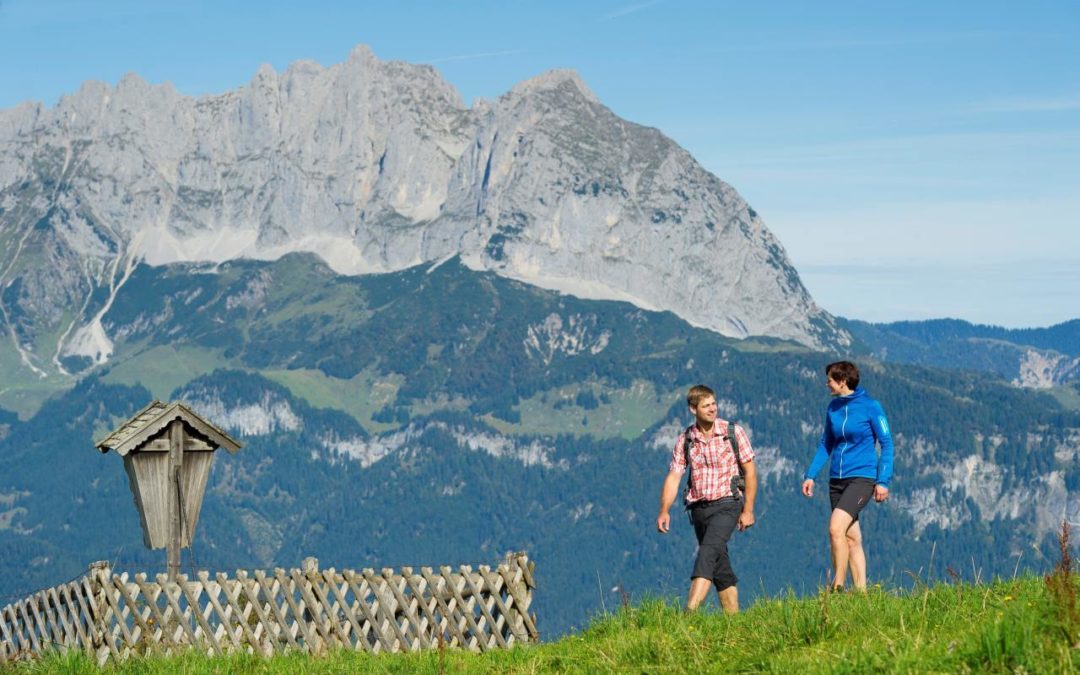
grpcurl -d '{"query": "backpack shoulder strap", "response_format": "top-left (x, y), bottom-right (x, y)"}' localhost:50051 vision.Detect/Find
top-left (727, 421), bottom-right (745, 473)
top-left (682, 425), bottom-right (696, 499)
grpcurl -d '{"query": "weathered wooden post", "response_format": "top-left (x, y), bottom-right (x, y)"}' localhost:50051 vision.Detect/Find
top-left (87, 560), bottom-right (111, 665)
top-left (95, 401), bottom-right (242, 581)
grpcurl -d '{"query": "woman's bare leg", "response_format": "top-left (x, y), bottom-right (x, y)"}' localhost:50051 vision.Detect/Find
top-left (846, 520), bottom-right (867, 590)
top-left (828, 509), bottom-right (855, 588)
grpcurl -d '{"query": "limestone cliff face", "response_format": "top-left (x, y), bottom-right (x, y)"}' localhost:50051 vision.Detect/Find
top-left (1013, 349), bottom-right (1080, 389)
top-left (0, 45), bottom-right (846, 376)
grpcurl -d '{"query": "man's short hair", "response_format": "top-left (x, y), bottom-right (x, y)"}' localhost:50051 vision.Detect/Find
top-left (826, 361), bottom-right (860, 389)
top-left (687, 384), bottom-right (716, 408)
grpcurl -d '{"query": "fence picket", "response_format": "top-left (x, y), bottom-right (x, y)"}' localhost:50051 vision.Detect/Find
top-left (498, 562), bottom-right (538, 640)
top-left (272, 569), bottom-right (317, 651)
top-left (362, 569), bottom-right (407, 652)
top-left (61, 581), bottom-right (91, 650)
top-left (477, 566), bottom-right (520, 642)
top-left (461, 567), bottom-right (506, 649)
top-left (341, 571), bottom-right (387, 653)
top-left (308, 570), bottom-right (352, 649)
top-left (418, 566), bottom-right (467, 647)
top-left (252, 571), bottom-right (299, 651)
top-left (1, 604), bottom-right (22, 658)
top-left (110, 577), bottom-right (152, 655)
top-left (443, 565), bottom-right (487, 651)
top-left (289, 568), bottom-right (333, 652)
top-left (129, 574), bottom-right (173, 653)
top-left (380, 568), bottom-right (422, 651)
top-left (155, 575), bottom-right (199, 647)
top-left (47, 585), bottom-right (77, 649)
top-left (16, 601), bottom-right (42, 654)
top-left (323, 570), bottom-right (366, 651)
top-left (400, 567), bottom-right (441, 648)
top-left (101, 576), bottom-right (138, 653)
top-left (173, 577), bottom-right (220, 654)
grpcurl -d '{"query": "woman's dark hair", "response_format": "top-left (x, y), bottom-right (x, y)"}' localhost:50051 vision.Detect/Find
top-left (825, 361), bottom-right (860, 389)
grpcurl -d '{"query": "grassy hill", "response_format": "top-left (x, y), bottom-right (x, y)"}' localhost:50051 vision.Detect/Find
top-left (18, 558), bottom-right (1080, 673)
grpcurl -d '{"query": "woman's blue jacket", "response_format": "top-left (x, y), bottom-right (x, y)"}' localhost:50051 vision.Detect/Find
top-left (803, 387), bottom-right (894, 487)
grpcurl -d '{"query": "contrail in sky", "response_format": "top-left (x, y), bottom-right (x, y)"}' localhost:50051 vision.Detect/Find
top-left (604, 0), bottom-right (664, 20)
top-left (426, 50), bottom-right (524, 64)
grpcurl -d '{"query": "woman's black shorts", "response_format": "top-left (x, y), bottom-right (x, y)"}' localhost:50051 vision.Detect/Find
top-left (829, 477), bottom-right (875, 520)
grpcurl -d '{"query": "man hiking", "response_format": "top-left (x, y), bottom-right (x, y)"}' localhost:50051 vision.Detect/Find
top-left (656, 384), bottom-right (758, 613)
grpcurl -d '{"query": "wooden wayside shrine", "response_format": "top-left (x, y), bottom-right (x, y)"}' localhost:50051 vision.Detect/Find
top-left (95, 400), bottom-right (241, 581)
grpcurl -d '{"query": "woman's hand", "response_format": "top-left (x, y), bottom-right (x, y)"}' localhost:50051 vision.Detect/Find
top-left (874, 485), bottom-right (889, 502)
top-left (802, 479), bottom-right (814, 497)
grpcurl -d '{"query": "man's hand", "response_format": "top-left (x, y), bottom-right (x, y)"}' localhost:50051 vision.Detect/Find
top-left (656, 512), bottom-right (671, 533)
top-left (874, 485), bottom-right (889, 503)
top-left (802, 479), bottom-right (814, 497)
top-left (737, 510), bottom-right (755, 531)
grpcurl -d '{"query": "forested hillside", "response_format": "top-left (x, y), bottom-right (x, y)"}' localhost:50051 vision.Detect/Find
top-left (1, 255), bottom-right (1077, 636)
top-left (842, 317), bottom-right (1080, 390)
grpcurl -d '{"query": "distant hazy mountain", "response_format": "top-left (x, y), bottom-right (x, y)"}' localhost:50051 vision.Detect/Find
top-left (0, 256), bottom-right (1076, 636)
top-left (842, 318), bottom-right (1080, 388)
top-left (0, 44), bottom-right (845, 389)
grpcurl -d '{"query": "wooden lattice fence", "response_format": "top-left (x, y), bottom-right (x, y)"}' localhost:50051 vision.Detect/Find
top-left (0, 553), bottom-right (537, 665)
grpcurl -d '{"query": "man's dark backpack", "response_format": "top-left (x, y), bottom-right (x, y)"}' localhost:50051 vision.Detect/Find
top-left (682, 422), bottom-right (746, 506)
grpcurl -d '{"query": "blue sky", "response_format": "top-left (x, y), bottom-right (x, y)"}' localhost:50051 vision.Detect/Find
top-left (1, 0), bottom-right (1077, 327)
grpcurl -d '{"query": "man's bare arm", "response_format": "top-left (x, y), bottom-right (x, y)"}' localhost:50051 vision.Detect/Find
top-left (737, 460), bottom-right (757, 531)
top-left (656, 471), bottom-right (682, 533)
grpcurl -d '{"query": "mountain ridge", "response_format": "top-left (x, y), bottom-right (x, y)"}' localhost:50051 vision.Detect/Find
top-left (0, 43), bottom-right (844, 387)
top-left (841, 317), bottom-right (1080, 389)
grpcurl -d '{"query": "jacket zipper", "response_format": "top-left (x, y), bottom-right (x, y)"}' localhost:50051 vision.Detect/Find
top-left (838, 404), bottom-right (849, 478)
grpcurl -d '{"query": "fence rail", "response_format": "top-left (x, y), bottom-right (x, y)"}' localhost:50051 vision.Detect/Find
top-left (0, 553), bottom-right (536, 664)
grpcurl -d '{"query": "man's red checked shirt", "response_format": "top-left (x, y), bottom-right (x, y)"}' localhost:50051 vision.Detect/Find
top-left (669, 421), bottom-right (755, 503)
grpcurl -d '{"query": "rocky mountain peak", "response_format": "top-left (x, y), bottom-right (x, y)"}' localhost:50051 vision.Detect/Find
top-left (0, 43), bottom-right (847, 378)
top-left (508, 69), bottom-right (599, 105)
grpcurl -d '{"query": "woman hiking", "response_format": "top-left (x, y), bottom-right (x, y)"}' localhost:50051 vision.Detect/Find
top-left (802, 361), bottom-right (894, 592)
